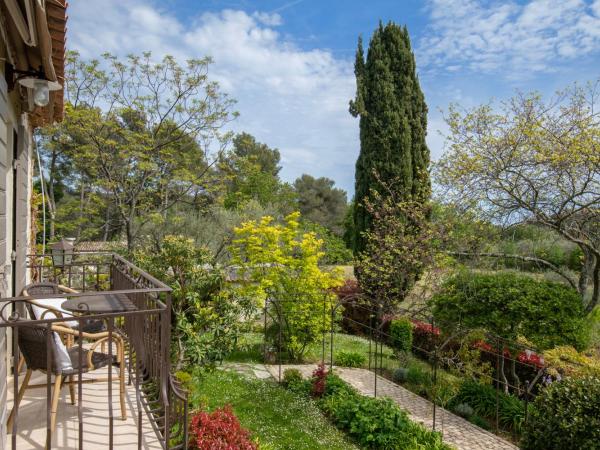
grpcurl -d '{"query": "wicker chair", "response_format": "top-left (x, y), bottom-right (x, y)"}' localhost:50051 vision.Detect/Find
top-left (17, 282), bottom-right (107, 374)
top-left (21, 282), bottom-right (104, 334)
top-left (7, 323), bottom-right (127, 440)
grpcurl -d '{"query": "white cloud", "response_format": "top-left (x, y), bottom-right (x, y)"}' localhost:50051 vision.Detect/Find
top-left (67, 1), bottom-right (359, 193)
top-left (419, 0), bottom-right (600, 75)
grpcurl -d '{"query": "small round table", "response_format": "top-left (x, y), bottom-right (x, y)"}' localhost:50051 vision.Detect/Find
top-left (61, 293), bottom-right (137, 314)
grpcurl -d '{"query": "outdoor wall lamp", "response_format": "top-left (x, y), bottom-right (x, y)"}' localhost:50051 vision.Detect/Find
top-left (5, 64), bottom-right (62, 107)
top-left (51, 238), bottom-right (74, 268)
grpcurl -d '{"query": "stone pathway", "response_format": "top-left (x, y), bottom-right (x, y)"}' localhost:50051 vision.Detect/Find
top-left (221, 362), bottom-right (273, 379)
top-left (265, 364), bottom-right (519, 450)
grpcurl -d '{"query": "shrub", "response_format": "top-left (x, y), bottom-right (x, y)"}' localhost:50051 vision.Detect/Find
top-left (392, 368), bottom-right (409, 384)
top-left (320, 379), bottom-right (451, 449)
top-left (282, 369), bottom-right (303, 387)
top-left (135, 236), bottom-right (250, 367)
top-left (469, 414), bottom-right (491, 431)
top-left (230, 212), bottom-right (344, 361)
top-left (543, 345), bottom-right (600, 378)
top-left (311, 363), bottom-right (328, 398)
top-left (521, 376), bottom-right (600, 450)
top-left (323, 373), bottom-right (357, 397)
top-left (454, 403), bottom-right (474, 418)
top-left (406, 364), bottom-right (432, 386)
top-left (335, 351), bottom-right (366, 368)
top-left (389, 318), bottom-right (413, 353)
top-left (431, 271), bottom-right (586, 350)
top-left (189, 405), bottom-right (257, 450)
top-left (451, 380), bottom-right (524, 431)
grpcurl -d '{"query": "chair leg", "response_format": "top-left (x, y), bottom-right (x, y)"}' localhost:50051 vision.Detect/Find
top-left (119, 343), bottom-right (127, 420)
top-left (50, 375), bottom-right (63, 434)
top-left (7, 369), bottom-right (33, 432)
top-left (17, 355), bottom-right (25, 373)
top-left (68, 375), bottom-right (75, 405)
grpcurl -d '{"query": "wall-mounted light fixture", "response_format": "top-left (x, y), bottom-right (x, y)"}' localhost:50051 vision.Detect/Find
top-left (5, 64), bottom-right (62, 107)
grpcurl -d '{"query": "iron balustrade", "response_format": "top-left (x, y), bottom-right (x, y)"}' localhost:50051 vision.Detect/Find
top-left (0, 252), bottom-right (188, 450)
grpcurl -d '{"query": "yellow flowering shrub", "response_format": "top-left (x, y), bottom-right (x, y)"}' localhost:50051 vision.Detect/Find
top-left (543, 346), bottom-right (600, 378)
top-left (230, 212), bottom-right (344, 360)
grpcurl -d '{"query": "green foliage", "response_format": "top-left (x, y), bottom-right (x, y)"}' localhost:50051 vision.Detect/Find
top-left (140, 201), bottom-right (282, 264)
top-left (543, 345), bottom-right (600, 379)
top-left (221, 134), bottom-right (295, 211)
top-left (522, 376), bottom-right (600, 450)
top-left (351, 24), bottom-right (430, 254)
top-left (436, 85), bottom-right (600, 313)
top-left (301, 221), bottom-right (353, 265)
top-left (453, 403), bottom-right (474, 418)
top-left (432, 202), bottom-right (499, 255)
top-left (431, 271), bottom-right (586, 350)
top-left (390, 318), bottom-right (413, 353)
top-left (294, 174), bottom-right (348, 236)
top-left (189, 369), bottom-right (358, 449)
top-left (342, 201), bottom-right (356, 250)
top-left (356, 187), bottom-right (435, 311)
top-left (230, 212), bottom-right (344, 360)
top-left (451, 380), bottom-right (525, 432)
top-left (468, 415), bottom-right (491, 431)
top-left (392, 368), bottom-right (409, 384)
top-left (135, 235), bottom-right (252, 368)
top-left (51, 51), bottom-right (236, 249)
top-left (282, 369), bottom-right (304, 387)
top-left (335, 351), bottom-right (366, 368)
top-left (320, 375), bottom-right (451, 449)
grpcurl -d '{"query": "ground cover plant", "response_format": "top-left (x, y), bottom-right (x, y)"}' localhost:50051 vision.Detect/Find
top-left (284, 367), bottom-right (454, 450)
top-left (449, 380), bottom-right (525, 432)
top-left (188, 369), bottom-right (358, 449)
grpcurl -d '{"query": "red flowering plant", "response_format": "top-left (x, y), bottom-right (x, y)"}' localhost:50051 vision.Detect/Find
top-left (311, 363), bottom-right (328, 398)
top-left (189, 405), bottom-right (257, 450)
top-left (473, 341), bottom-right (545, 369)
top-left (411, 319), bottom-right (440, 336)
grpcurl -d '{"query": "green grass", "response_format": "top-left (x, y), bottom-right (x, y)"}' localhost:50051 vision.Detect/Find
top-left (189, 369), bottom-right (360, 449)
top-left (304, 333), bottom-right (397, 370)
top-left (227, 331), bottom-right (398, 370)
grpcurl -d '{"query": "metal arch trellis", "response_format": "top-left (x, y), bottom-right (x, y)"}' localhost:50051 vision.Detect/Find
top-left (261, 291), bottom-right (548, 437)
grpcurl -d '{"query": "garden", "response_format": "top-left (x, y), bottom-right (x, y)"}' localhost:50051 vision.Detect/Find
top-left (35, 17), bottom-right (600, 450)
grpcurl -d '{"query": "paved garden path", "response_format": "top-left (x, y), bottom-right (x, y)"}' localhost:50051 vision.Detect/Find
top-left (264, 364), bottom-right (519, 450)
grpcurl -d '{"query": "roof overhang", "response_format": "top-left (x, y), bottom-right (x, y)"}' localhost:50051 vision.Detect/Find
top-left (1, 0), bottom-right (67, 127)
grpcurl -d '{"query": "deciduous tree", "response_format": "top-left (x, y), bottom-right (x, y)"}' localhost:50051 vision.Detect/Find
top-left (50, 51), bottom-right (237, 250)
top-left (437, 83), bottom-right (600, 313)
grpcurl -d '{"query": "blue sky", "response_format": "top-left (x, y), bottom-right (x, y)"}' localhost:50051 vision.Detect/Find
top-left (68, 0), bottom-right (600, 195)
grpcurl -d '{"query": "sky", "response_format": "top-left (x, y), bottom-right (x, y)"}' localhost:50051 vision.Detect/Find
top-left (67, 0), bottom-right (600, 195)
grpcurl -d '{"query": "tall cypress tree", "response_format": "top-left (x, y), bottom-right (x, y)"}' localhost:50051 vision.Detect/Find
top-left (350, 23), bottom-right (430, 254)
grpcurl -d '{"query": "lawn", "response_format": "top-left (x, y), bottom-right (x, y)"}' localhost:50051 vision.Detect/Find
top-left (228, 331), bottom-right (397, 369)
top-left (188, 369), bottom-right (360, 449)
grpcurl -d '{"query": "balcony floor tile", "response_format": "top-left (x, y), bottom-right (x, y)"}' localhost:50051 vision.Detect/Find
top-left (6, 367), bottom-right (162, 449)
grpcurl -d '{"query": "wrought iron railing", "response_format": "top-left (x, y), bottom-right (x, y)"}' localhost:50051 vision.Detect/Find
top-left (0, 252), bottom-right (188, 449)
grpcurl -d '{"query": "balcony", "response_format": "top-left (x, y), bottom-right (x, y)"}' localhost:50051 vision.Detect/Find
top-left (1, 253), bottom-right (188, 449)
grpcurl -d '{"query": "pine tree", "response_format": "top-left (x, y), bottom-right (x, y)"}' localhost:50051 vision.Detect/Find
top-left (350, 23), bottom-right (430, 254)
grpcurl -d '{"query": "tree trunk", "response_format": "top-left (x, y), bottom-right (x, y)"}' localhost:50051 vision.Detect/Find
top-left (102, 203), bottom-right (110, 242)
top-left (586, 254), bottom-right (600, 314)
top-left (125, 220), bottom-right (134, 253)
top-left (578, 246), bottom-right (594, 297)
top-left (77, 182), bottom-right (85, 239)
top-left (46, 151), bottom-right (58, 240)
